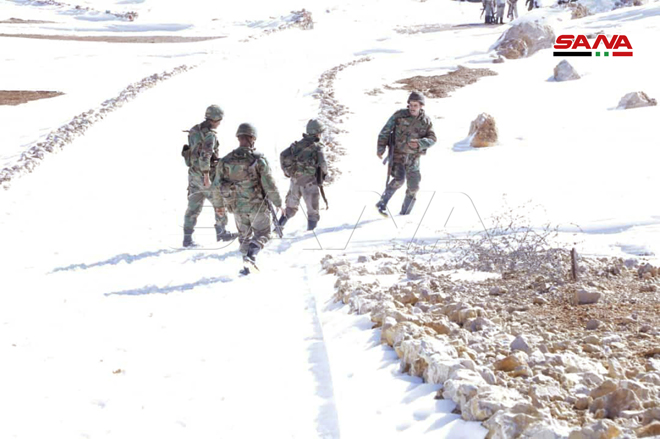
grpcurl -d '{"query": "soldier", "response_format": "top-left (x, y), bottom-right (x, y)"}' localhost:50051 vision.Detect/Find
top-left (182, 105), bottom-right (237, 247)
top-left (211, 123), bottom-right (283, 275)
top-left (376, 92), bottom-right (437, 217)
top-left (496, 0), bottom-right (506, 23)
top-left (483, 0), bottom-right (495, 23)
top-left (507, 0), bottom-right (519, 20)
top-left (278, 119), bottom-right (328, 232)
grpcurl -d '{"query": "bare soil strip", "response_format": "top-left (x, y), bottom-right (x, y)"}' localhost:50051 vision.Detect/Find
top-left (0, 18), bottom-right (55, 24)
top-left (0, 90), bottom-right (64, 106)
top-left (395, 65), bottom-right (498, 98)
top-left (0, 33), bottom-right (225, 43)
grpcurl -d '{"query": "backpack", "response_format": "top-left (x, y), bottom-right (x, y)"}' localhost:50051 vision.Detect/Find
top-left (182, 125), bottom-right (218, 171)
top-left (279, 142), bottom-right (297, 178)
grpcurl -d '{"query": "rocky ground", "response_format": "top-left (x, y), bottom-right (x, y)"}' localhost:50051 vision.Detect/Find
top-left (321, 244), bottom-right (660, 438)
top-left (0, 90), bottom-right (63, 106)
top-left (393, 66), bottom-right (498, 99)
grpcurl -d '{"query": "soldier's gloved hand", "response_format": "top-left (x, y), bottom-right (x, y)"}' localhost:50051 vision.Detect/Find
top-left (408, 139), bottom-right (419, 149)
top-left (377, 152), bottom-right (384, 159)
top-left (203, 173), bottom-right (211, 188)
top-left (215, 207), bottom-right (226, 217)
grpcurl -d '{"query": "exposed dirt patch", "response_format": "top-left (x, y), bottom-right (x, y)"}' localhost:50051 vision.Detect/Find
top-left (395, 65), bottom-right (498, 98)
top-left (0, 90), bottom-right (64, 106)
top-left (0, 33), bottom-right (225, 43)
top-left (0, 18), bottom-right (56, 24)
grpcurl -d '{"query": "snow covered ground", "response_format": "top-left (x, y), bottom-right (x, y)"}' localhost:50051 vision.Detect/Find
top-left (1, 0), bottom-right (659, 437)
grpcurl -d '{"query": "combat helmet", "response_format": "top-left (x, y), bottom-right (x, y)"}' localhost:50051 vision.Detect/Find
top-left (306, 119), bottom-right (326, 136)
top-left (205, 105), bottom-right (224, 121)
top-left (236, 123), bottom-right (257, 139)
top-left (407, 91), bottom-right (426, 106)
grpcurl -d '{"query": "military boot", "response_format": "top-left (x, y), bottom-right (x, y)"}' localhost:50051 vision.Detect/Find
top-left (215, 224), bottom-right (237, 242)
top-left (307, 219), bottom-right (318, 231)
top-left (376, 191), bottom-right (393, 217)
top-left (400, 195), bottom-right (417, 215)
top-left (278, 215), bottom-right (288, 231)
top-left (241, 243), bottom-right (261, 274)
top-left (183, 228), bottom-right (195, 247)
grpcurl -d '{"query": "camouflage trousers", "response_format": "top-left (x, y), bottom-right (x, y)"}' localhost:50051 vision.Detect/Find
top-left (184, 177), bottom-right (227, 232)
top-left (234, 209), bottom-right (271, 256)
top-left (381, 159), bottom-right (421, 205)
top-left (285, 175), bottom-right (320, 222)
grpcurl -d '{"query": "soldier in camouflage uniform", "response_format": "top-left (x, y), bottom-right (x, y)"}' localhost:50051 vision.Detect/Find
top-left (278, 119), bottom-right (328, 232)
top-left (182, 105), bottom-right (237, 247)
top-left (211, 123), bottom-right (283, 273)
top-left (376, 92), bottom-right (437, 216)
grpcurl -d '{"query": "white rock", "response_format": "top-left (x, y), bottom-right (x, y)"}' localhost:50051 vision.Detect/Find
top-left (554, 60), bottom-right (581, 81)
top-left (617, 91), bottom-right (657, 110)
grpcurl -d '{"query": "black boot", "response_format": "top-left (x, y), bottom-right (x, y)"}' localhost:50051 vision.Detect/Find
top-left (215, 224), bottom-right (237, 242)
top-left (307, 219), bottom-right (318, 231)
top-left (183, 228), bottom-right (195, 247)
top-left (278, 215), bottom-right (288, 228)
top-left (400, 195), bottom-right (416, 215)
top-left (246, 243), bottom-right (261, 263)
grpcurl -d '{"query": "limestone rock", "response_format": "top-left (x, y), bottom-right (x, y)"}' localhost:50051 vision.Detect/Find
top-left (462, 385), bottom-right (525, 421)
top-left (482, 402), bottom-right (546, 439)
top-left (575, 288), bottom-right (602, 305)
top-left (568, 420), bottom-right (621, 439)
top-left (554, 60), bottom-right (581, 81)
top-left (586, 319), bottom-right (601, 330)
top-left (468, 113), bottom-right (498, 148)
top-left (495, 353), bottom-right (528, 372)
top-left (511, 335), bottom-right (533, 354)
top-left (492, 20), bottom-right (556, 59)
top-left (618, 92), bottom-right (657, 110)
top-left (589, 388), bottom-right (643, 419)
top-left (637, 421), bottom-right (660, 438)
top-left (590, 380), bottom-right (618, 399)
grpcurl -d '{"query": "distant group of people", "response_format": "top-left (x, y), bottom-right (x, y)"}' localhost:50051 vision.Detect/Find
top-left (482, 0), bottom-right (539, 24)
top-left (181, 92), bottom-right (437, 275)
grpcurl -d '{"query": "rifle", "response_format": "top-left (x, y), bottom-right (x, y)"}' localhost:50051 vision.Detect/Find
top-left (316, 166), bottom-right (329, 210)
top-left (383, 129), bottom-right (395, 187)
top-left (251, 152), bottom-right (284, 238)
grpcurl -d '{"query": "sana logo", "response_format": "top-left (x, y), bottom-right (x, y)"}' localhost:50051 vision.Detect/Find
top-left (553, 34), bottom-right (633, 57)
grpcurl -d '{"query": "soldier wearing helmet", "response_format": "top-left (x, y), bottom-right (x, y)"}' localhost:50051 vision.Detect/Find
top-left (182, 104), bottom-right (237, 247)
top-left (211, 123), bottom-right (283, 274)
top-left (277, 119), bottom-right (329, 232)
top-left (376, 92), bottom-right (437, 216)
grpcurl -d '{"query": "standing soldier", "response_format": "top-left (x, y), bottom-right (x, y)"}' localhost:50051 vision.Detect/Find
top-left (182, 105), bottom-right (237, 247)
top-left (212, 123), bottom-right (283, 275)
top-left (278, 119), bottom-right (328, 232)
top-left (507, 0), bottom-right (519, 20)
top-left (376, 92), bottom-right (436, 217)
top-left (483, 0), bottom-right (495, 23)
top-left (496, 0), bottom-right (506, 23)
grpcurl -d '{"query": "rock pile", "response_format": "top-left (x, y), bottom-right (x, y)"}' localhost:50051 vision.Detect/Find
top-left (322, 249), bottom-right (660, 437)
top-left (313, 57), bottom-right (372, 184)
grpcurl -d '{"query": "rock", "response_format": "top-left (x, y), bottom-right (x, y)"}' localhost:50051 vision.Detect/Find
top-left (589, 388), bottom-right (643, 419)
top-left (398, 336), bottom-right (458, 379)
top-left (643, 407), bottom-right (660, 424)
top-left (569, 3), bottom-right (590, 19)
top-left (590, 380), bottom-right (618, 399)
top-left (381, 321), bottom-right (425, 348)
top-left (482, 402), bottom-right (545, 438)
top-left (495, 353), bottom-right (527, 372)
top-left (489, 286), bottom-right (507, 296)
top-left (468, 113), bottom-right (498, 148)
top-left (533, 297), bottom-right (547, 305)
top-left (575, 289), bottom-right (602, 305)
top-left (620, 379), bottom-right (655, 402)
top-left (425, 319), bottom-right (452, 335)
top-left (511, 335), bottom-right (532, 354)
top-left (554, 60), bottom-right (581, 81)
top-left (512, 365), bottom-right (533, 378)
top-left (466, 316), bottom-right (494, 332)
top-left (462, 385), bottom-right (525, 421)
top-left (405, 262), bottom-right (426, 280)
top-left (618, 92), bottom-right (657, 110)
top-left (637, 421), bottom-right (660, 438)
top-left (442, 368), bottom-right (487, 406)
top-left (530, 384), bottom-right (564, 405)
top-left (568, 420), bottom-right (621, 439)
top-left (584, 335), bottom-right (601, 345)
top-left (607, 358), bottom-right (626, 380)
top-left (493, 55), bottom-right (505, 64)
top-left (478, 366), bottom-right (497, 385)
top-left (357, 255), bottom-right (369, 263)
top-left (640, 284), bottom-right (657, 293)
top-left (586, 319), bottom-right (601, 330)
top-left (645, 347), bottom-right (660, 357)
top-left (492, 20), bottom-right (556, 59)
top-left (424, 358), bottom-right (464, 384)
top-left (575, 396), bottom-right (592, 410)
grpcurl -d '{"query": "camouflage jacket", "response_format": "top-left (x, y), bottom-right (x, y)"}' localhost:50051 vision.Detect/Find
top-left (188, 121), bottom-right (219, 175)
top-left (281, 134), bottom-right (328, 179)
top-left (212, 146), bottom-right (282, 213)
top-left (377, 109), bottom-right (437, 162)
